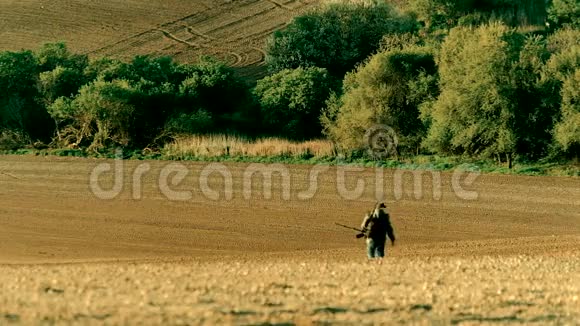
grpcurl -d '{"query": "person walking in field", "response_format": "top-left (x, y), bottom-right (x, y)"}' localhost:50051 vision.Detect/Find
top-left (359, 202), bottom-right (396, 263)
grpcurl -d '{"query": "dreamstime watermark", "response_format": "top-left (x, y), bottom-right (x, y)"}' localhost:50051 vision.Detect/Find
top-left (89, 125), bottom-right (481, 202)
top-left (364, 124), bottom-right (399, 160)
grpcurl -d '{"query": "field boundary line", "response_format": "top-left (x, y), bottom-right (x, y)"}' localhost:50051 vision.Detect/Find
top-left (158, 29), bottom-right (199, 47)
top-left (186, 26), bottom-right (216, 41)
top-left (194, 5), bottom-right (275, 38)
top-left (0, 171), bottom-right (19, 179)
top-left (265, 0), bottom-right (293, 10)
top-left (249, 47), bottom-right (267, 65)
top-left (159, 29), bottom-right (243, 66)
top-left (85, 3), bottom-right (220, 55)
top-left (223, 22), bottom-right (288, 45)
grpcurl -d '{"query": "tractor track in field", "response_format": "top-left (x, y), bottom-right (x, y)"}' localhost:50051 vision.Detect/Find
top-left (85, 3), bottom-right (220, 56)
top-left (264, 0), bottom-right (293, 10)
top-left (0, 0), bottom-right (316, 78)
top-left (158, 29), bottom-right (244, 67)
top-left (85, 0), bottom-right (313, 71)
top-left (185, 26), bottom-right (216, 41)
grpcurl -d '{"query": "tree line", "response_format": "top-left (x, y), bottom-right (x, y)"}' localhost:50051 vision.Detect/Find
top-left (0, 0), bottom-right (578, 162)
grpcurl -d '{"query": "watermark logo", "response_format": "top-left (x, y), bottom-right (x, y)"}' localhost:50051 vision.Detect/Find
top-left (88, 125), bottom-right (480, 202)
top-left (364, 124), bottom-right (399, 160)
top-left (89, 151), bottom-right (480, 203)
top-left (89, 148), bottom-right (124, 200)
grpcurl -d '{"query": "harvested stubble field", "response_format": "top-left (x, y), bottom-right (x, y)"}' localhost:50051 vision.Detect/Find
top-left (0, 0), bottom-right (318, 80)
top-left (0, 155), bottom-right (579, 324)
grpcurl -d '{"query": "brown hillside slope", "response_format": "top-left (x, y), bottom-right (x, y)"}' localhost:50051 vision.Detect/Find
top-left (0, 0), bottom-right (319, 79)
top-left (0, 155), bottom-right (579, 264)
top-left (0, 156), bottom-right (579, 323)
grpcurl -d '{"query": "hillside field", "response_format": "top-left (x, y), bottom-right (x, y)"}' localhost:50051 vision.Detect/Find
top-left (0, 0), bottom-right (318, 79)
top-left (0, 155), bottom-right (579, 324)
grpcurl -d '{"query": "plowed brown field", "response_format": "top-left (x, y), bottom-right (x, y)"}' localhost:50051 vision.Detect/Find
top-left (0, 0), bottom-right (319, 80)
top-left (1, 155), bottom-right (579, 324)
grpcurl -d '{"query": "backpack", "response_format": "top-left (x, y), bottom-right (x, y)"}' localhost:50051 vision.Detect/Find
top-left (364, 210), bottom-right (389, 240)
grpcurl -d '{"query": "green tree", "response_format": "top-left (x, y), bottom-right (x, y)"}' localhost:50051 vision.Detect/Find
top-left (544, 29), bottom-right (580, 82)
top-left (423, 24), bottom-right (524, 164)
top-left (510, 34), bottom-right (556, 159)
top-left (554, 69), bottom-right (580, 156)
top-left (35, 42), bottom-right (88, 72)
top-left (82, 56), bottom-right (254, 145)
top-left (0, 50), bottom-right (53, 140)
top-left (130, 80), bottom-right (178, 147)
top-left (266, 2), bottom-right (415, 77)
top-left (84, 57), bottom-right (132, 82)
top-left (408, 0), bottom-right (465, 31)
top-left (39, 66), bottom-right (87, 105)
top-left (48, 79), bottom-right (135, 150)
top-left (323, 46), bottom-right (437, 155)
top-left (540, 28), bottom-right (580, 157)
top-left (409, 0), bottom-right (548, 30)
top-left (163, 110), bottom-right (214, 136)
top-left (547, 0), bottom-right (580, 29)
top-left (178, 58), bottom-right (253, 132)
top-left (127, 55), bottom-right (185, 85)
top-left (86, 56), bottom-right (191, 146)
top-left (254, 67), bottom-right (337, 139)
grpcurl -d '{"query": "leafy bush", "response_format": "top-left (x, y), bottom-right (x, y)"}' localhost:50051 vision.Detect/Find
top-left (164, 110), bottom-right (214, 136)
top-left (322, 45), bottom-right (437, 154)
top-left (254, 67), bottom-right (337, 139)
top-left (78, 56), bottom-right (254, 146)
top-left (539, 28), bottom-right (580, 157)
top-left (127, 55), bottom-right (184, 85)
top-left (379, 32), bottom-right (424, 52)
top-left (423, 23), bottom-right (522, 160)
top-left (543, 29), bottom-right (580, 82)
top-left (547, 0), bottom-right (580, 29)
top-left (39, 66), bottom-right (87, 105)
top-left (48, 80), bottom-right (135, 150)
top-left (178, 58), bottom-right (253, 124)
top-left (554, 69), bottom-right (580, 156)
top-left (510, 34), bottom-right (555, 159)
top-left (266, 2), bottom-right (415, 77)
top-left (408, 0), bottom-right (548, 30)
top-left (0, 50), bottom-right (53, 140)
top-left (84, 57), bottom-right (132, 82)
top-left (407, 0), bottom-right (464, 31)
top-left (546, 27), bottom-right (580, 54)
top-left (424, 23), bottom-right (570, 162)
top-left (0, 129), bottom-right (30, 150)
top-left (35, 42), bottom-right (88, 73)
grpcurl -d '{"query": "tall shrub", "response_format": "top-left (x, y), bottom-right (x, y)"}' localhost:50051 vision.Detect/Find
top-left (554, 69), bottom-right (580, 156)
top-left (255, 67), bottom-right (336, 139)
top-left (323, 45), bottom-right (437, 154)
top-left (424, 24), bottom-right (523, 163)
top-left (0, 50), bottom-right (53, 140)
top-left (48, 79), bottom-right (135, 150)
top-left (266, 2), bottom-right (415, 77)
